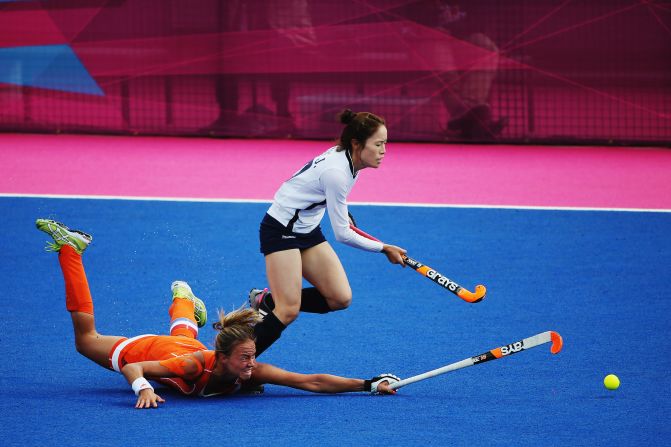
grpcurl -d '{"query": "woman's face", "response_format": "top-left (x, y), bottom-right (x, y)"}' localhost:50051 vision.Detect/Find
top-left (222, 339), bottom-right (257, 381)
top-left (355, 125), bottom-right (387, 169)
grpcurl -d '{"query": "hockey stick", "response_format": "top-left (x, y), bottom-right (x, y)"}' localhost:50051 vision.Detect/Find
top-left (389, 330), bottom-right (563, 390)
top-left (350, 224), bottom-right (487, 303)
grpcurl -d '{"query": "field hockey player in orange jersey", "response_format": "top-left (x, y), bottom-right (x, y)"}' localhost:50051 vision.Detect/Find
top-left (36, 219), bottom-right (399, 409)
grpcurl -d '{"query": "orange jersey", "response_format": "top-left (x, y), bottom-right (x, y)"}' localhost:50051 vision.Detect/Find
top-left (109, 334), bottom-right (242, 397)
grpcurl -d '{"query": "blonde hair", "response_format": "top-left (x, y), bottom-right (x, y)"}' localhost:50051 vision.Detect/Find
top-left (212, 306), bottom-right (263, 356)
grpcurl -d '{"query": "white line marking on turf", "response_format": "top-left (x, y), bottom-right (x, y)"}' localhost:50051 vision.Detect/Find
top-left (2, 193), bottom-right (670, 213)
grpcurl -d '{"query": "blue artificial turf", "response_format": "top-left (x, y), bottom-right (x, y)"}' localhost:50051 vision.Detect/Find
top-left (1, 196), bottom-right (670, 446)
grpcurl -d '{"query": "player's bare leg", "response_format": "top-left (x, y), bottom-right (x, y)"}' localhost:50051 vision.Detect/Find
top-left (264, 248), bottom-right (303, 325)
top-left (252, 243), bottom-right (352, 356)
top-left (37, 219), bottom-right (124, 369)
top-left (69, 311), bottom-right (124, 369)
top-left (300, 242), bottom-right (352, 311)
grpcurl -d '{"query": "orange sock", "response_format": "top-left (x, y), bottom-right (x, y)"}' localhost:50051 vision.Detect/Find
top-left (169, 298), bottom-right (198, 338)
top-left (58, 245), bottom-right (94, 315)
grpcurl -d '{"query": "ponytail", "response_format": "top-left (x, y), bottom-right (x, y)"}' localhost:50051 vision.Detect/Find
top-left (213, 306), bottom-right (262, 356)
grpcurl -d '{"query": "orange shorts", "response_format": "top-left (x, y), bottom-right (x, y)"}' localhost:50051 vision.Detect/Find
top-left (109, 334), bottom-right (207, 372)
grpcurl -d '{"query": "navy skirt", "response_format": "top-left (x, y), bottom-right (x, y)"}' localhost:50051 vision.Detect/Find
top-left (259, 213), bottom-right (327, 255)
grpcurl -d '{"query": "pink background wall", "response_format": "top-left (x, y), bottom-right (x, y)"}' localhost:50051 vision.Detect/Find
top-left (1, 0), bottom-right (669, 144)
top-left (2, 133), bottom-right (669, 211)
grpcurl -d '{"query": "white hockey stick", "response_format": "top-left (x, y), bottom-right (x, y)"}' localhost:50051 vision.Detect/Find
top-left (389, 331), bottom-right (563, 390)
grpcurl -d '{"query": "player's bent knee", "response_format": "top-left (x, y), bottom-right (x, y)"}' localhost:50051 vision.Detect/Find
top-left (74, 340), bottom-right (94, 358)
top-left (329, 291), bottom-right (352, 310)
top-left (275, 305), bottom-right (300, 323)
top-left (73, 332), bottom-right (101, 358)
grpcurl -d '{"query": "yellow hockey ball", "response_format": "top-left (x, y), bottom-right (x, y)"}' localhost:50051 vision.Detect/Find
top-left (604, 374), bottom-right (620, 390)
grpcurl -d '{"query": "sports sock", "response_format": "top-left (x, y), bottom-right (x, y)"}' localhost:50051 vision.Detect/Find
top-left (253, 311), bottom-right (286, 356)
top-left (169, 298), bottom-right (198, 338)
top-left (58, 245), bottom-right (94, 315)
top-left (264, 287), bottom-right (333, 314)
top-left (298, 287), bottom-right (333, 314)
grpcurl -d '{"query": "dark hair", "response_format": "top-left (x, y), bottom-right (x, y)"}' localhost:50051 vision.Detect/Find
top-left (212, 306), bottom-right (262, 356)
top-left (337, 109), bottom-right (386, 152)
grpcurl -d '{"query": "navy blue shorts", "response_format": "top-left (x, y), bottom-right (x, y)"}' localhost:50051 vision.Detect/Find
top-left (259, 213), bottom-right (327, 255)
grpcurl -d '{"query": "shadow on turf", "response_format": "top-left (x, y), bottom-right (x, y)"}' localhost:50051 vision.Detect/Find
top-left (100, 385), bottom-right (402, 408)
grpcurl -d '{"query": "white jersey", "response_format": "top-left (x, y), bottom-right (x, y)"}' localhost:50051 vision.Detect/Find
top-left (267, 146), bottom-right (383, 252)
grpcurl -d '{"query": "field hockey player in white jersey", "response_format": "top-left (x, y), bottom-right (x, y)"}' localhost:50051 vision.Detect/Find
top-left (250, 109), bottom-right (407, 355)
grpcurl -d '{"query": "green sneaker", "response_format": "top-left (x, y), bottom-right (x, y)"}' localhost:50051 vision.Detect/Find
top-left (36, 219), bottom-right (92, 254)
top-left (171, 280), bottom-right (207, 328)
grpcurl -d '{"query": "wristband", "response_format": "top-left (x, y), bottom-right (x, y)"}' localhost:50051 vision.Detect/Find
top-left (131, 377), bottom-right (154, 396)
top-left (363, 380), bottom-right (372, 392)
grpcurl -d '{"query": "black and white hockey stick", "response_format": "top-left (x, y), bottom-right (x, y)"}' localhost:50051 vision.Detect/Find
top-left (389, 331), bottom-right (563, 390)
top-left (350, 223), bottom-right (486, 303)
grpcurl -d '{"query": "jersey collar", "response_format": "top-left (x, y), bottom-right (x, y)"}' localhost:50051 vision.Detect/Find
top-left (345, 148), bottom-right (357, 178)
